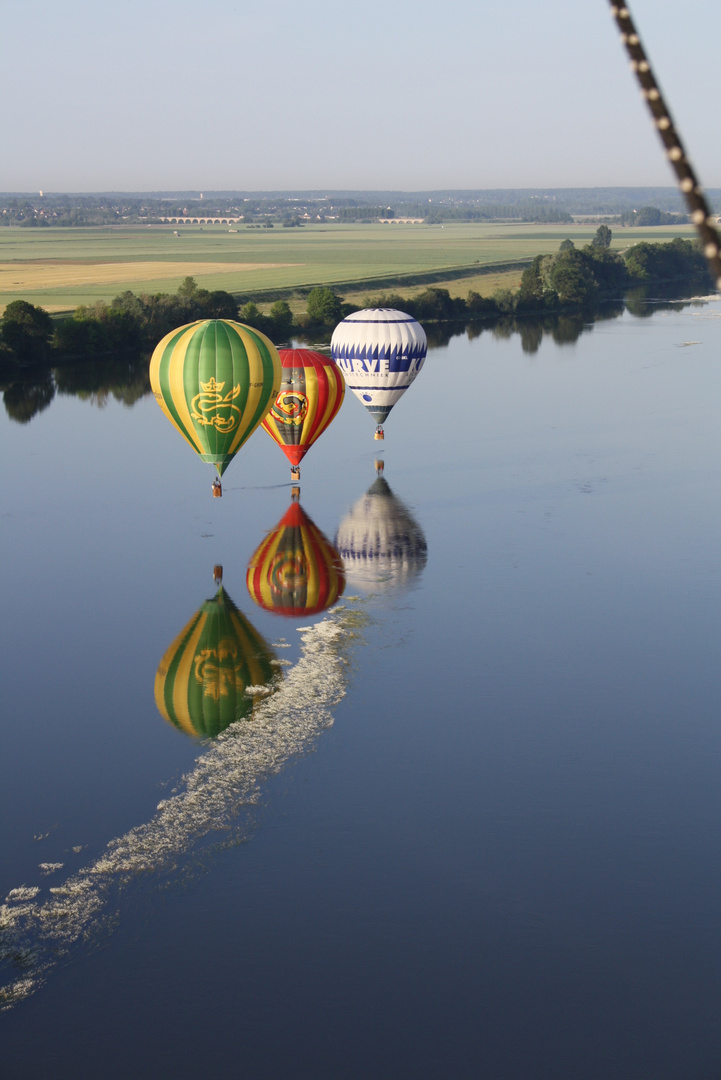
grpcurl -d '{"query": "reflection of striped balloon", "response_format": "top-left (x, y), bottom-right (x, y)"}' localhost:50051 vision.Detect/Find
top-left (154, 587), bottom-right (277, 738)
top-left (335, 477), bottom-right (427, 594)
top-left (330, 309), bottom-right (426, 424)
top-left (247, 502), bottom-right (345, 616)
top-left (150, 319), bottom-right (281, 477)
top-left (261, 349), bottom-right (345, 468)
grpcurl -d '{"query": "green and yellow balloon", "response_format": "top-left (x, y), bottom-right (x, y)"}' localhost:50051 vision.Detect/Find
top-left (154, 585), bottom-right (278, 739)
top-left (149, 319), bottom-right (282, 479)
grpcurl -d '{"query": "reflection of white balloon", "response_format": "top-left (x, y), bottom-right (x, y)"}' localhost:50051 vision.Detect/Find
top-left (330, 309), bottom-right (427, 424)
top-left (335, 477), bottom-right (428, 593)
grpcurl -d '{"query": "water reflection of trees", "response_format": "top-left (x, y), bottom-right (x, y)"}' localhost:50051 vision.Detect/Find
top-left (428, 288), bottom-right (706, 354)
top-left (54, 355), bottom-right (150, 407)
top-left (1, 370), bottom-right (56, 424)
top-left (1, 354), bottom-right (151, 424)
top-left (518, 321), bottom-right (543, 354)
top-left (2, 289), bottom-right (712, 425)
top-left (623, 281), bottom-right (714, 318)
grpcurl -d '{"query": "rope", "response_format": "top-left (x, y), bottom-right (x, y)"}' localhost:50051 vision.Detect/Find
top-left (607, 2), bottom-right (721, 290)
top-left (220, 482), bottom-right (298, 493)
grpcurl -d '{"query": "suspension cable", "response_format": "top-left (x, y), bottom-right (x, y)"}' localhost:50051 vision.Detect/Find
top-left (608, 2), bottom-right (721, 290)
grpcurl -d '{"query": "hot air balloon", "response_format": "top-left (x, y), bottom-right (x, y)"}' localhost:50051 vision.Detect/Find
top-left (335, 475), bottom-right (427, 594)
top-left (149, 319), bottom-right (282, 493)
top-left (155, 584), bottom-right (278, 739)
top-left (330, 308), bottom-right (427, 438)
top-left (261, 348), bottom-right (345, 480)
top-left (247, 499), bottom-right (345, 617)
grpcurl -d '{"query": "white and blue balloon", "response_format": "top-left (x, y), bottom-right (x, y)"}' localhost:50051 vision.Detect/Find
top-left (330, 309), bottom-right (427, 426)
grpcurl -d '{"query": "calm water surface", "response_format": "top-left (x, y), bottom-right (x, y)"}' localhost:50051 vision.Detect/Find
top-left (1, 301), bottom-right (721, 1079)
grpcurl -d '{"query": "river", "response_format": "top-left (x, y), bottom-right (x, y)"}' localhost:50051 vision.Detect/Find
top-left (1, 297), bottom-right (720, 1079)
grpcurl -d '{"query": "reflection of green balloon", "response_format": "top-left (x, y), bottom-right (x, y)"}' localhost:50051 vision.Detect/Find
top-left (154, 587), bottom-right (278, 738)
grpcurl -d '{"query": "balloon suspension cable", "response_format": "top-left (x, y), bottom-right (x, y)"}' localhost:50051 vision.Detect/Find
top-left (608, 2), bottom-right (721, 290)
top-left (219, 482), bottom-right (294, 493)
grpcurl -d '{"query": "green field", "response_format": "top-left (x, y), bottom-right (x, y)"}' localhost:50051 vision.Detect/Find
top-left (0, 221), bottom-right (697, 315)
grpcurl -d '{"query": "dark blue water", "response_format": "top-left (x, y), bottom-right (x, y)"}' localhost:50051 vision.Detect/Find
top-left (2, 301), bottom-right (721, 1079)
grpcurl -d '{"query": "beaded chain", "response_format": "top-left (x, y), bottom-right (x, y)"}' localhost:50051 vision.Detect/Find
top-left (608, 2), bottom-right (721, 290)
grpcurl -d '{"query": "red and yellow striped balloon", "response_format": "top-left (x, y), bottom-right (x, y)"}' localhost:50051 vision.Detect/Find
top-left (261, 349), bottom-right (345, 469)
top-left (246, 501), bottom-right (345, 617)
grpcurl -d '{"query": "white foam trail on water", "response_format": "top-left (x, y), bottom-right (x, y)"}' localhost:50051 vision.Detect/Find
top-left (0, 609), bottom-right (359, 1011)
top-left (5, 888), bottom-right (40, 904)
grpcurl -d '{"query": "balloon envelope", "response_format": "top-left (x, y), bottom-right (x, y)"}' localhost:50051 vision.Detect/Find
top-left (261, 348), bottom-right (345, 467)
top-left (335, 476), bottom-right (427, 593)
top-left (330, 308), bottom-right (427, 424)
top-left (247, 501), bottom-right (345, 617)
top-left (149, 319), bottom-right (282, 477)
top-left (155, 586), bottom-right (278, 738)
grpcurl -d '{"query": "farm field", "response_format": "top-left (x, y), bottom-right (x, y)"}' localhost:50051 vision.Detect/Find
top-left (0, 221), bottom-right (697, 314)
top-left (344, 268), bottom-right (527, 306)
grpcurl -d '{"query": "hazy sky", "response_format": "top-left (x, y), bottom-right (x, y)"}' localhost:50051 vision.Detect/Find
top-left (2, 0), bottom-right (719, 193)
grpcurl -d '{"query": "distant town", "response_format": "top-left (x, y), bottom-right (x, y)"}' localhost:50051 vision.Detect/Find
top-left (1, 188), bottom-right (716, 229)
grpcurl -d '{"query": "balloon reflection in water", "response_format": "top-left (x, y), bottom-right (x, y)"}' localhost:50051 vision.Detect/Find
top-left (0, 608), bottom-right (361, 1011)
top-left (335, 476), bottom-right (427, 593)
top-left (155, 586), bottom-right (279, 738)
top-left (247, 500), bottom-right (345, 617)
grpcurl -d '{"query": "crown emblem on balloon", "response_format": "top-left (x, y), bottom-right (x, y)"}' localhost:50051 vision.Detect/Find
top-left (191, 377), bottom-right (241, 432)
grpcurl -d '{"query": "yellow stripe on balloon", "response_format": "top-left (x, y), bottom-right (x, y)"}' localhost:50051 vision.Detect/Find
top-left (153, 648), bottom-right (175, 725)
top-left (168, 326), bottom-right (206, 456)
top-left (303, 365), bottom-right (319, 439)
top-left (228, 333), bottom-right (262, 457)
top-left (303, 528), bottom-right (321, 611)
top-left (171, 612), bottom-right (207, 736)
top-left (149, 323), bottom-right (202, 455)
top-left (257, 529), bottom-right (284, 610)
top-left (316, 369), bottom-right (341, 447)
top-left (231, 610), bottom-right (273, 702)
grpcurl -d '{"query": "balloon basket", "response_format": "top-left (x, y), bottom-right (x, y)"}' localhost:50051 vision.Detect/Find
top-left (374, 428), bottom-right (384, 441)
top-left (213, 564), bottom-right (223, 585)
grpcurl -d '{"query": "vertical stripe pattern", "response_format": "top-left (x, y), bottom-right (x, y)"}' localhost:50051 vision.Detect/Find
top-left (154, 587), bottom-right (278, 739)
top-left (246, 501), bottom-right (345, 617)
top-left (261, 349), bottom-right (345, 469)
top-left (149, 319), bottom-right (282, 477)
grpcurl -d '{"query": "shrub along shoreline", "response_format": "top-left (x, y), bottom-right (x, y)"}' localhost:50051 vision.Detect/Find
top-left (0, 231), bottom-right (711, 367)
